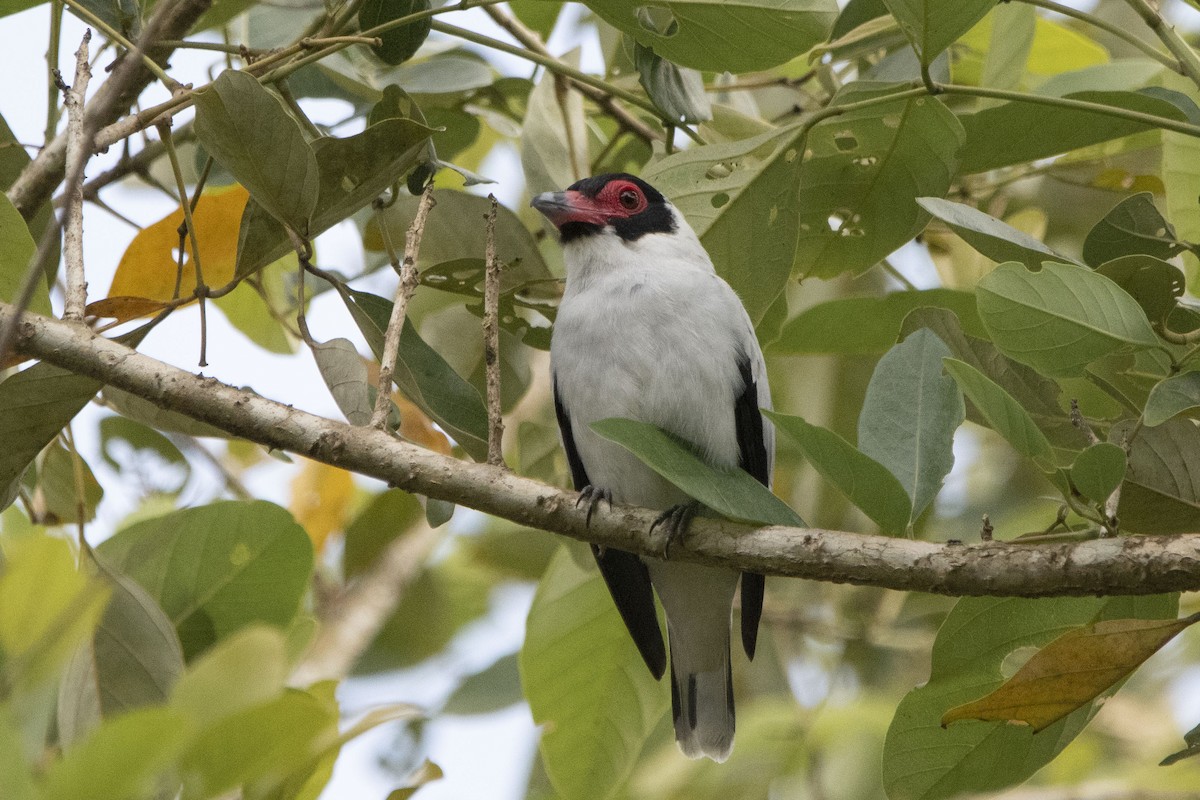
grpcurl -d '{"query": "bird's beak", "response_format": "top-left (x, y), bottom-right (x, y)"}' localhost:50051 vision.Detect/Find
top-left (531, 190), bottom-right (608, 227)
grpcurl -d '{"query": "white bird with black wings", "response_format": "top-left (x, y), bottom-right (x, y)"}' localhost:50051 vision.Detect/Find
top-left (532, 173), bottom-right (774, 762)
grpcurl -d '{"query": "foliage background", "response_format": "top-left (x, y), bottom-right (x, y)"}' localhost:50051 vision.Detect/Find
top-left (5, 1), bottom-right (1200, 799)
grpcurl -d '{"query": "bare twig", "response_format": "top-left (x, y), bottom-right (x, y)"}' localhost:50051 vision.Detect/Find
top-left (290, 519), bottom-right (443, 684)
top-left (369, 186), bottom-right (436, 429)
top-left (1070, 398), bottom-right (1101, 445)
top-left (61, 30), bottom-right (93, 323)
top-left (1123, 0), bottom-right (1200, 91)
top-left (481, 5), bottom-right (663, 144)
top-left (11, 299), bottom-right (1200, 599)
top-left (482, 195), bottom-right (505, 467)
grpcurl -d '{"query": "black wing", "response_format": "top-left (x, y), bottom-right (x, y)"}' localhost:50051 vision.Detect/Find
top-left (553, 380), bottom-right (667, 679)
top-left (735, 356), bottom-right (769, 660)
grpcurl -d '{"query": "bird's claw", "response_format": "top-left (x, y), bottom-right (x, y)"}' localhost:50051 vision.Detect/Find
top-left (651, 501), bottom-right (699, 559)
top-left (576, 485), bottom-right (613, 527)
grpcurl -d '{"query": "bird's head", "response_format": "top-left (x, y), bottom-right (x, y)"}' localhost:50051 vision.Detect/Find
top-left (531, 173), bottom-right (678, 245)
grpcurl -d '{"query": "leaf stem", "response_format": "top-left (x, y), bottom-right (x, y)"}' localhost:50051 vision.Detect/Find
top-left (44, 0), bottom-right (63, 144)
top-left (1017, 0), bottom-right (1179, 71)
top-left (59, 0), bottom-right (181, 91)
top-left (1123, 0), bottom-right (1200, 91)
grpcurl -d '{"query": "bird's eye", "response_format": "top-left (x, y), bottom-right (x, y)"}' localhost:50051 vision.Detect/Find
top-left (618, 188), bottom-right (641, 210)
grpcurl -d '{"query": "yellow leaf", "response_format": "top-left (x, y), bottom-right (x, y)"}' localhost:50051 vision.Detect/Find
top-left (942, 613), bottom-right (1200, 732)
top-left (104, 185), bottom-right (249, 320)
top-left (86, 296), bottom-right (170, 320)
top-left (290, 460), bottom-right (355, 552)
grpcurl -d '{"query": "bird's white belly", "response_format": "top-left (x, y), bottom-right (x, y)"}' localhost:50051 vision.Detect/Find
top-left (551, 277), bottom-right (742, 509)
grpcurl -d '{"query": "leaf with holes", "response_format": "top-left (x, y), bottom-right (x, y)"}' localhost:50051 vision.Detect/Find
top-left (858, 329), bottom-right (964, 525)
top-left (917, 197), bottom-right (1070, 269)
top-left (645, 125), bottom-right (804, 324)
top-left (977, 261), bottom-right (1160, 377)
top-left (581, 0), bottom-right (837, 73)
top-left (793, 84), bottom-right (964, 279)
top-left (1083, 192), bottom-right (1185, 267)
top-left (766, 411), bottom-right (909, 535)
top-left (943, 614), bottom-right (1197, 732)
top-left (521, 546), bottom-right (669, 800)
top-left (194, 71), bottom-right (319, 234)
top-left (1094, 255), bottom-right (1185, 326)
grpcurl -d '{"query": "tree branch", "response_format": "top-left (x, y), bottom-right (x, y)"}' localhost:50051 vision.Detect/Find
top-left (6, 0), bottom-right (212, 219)
top-left (7, 301), bottom-right (1200, 599)
top-left (482, 194), bottom-right (504, 467)
top-left (61, 30), bottom-right (93, 323)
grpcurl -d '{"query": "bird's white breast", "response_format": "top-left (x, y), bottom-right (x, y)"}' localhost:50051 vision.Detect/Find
top-left (550, 234), bottom-right (752, 508)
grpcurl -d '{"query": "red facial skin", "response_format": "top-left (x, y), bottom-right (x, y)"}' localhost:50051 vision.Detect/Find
top-left (539, 180), bottom-right (648, 227)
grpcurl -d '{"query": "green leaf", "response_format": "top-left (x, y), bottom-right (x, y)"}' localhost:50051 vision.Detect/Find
top-left (102, 387), bottom-right (231, 439)
top-left (1113, 418), bottom-right (1200, 534)
top-left (1162, 720), bottom-right (1200, 766)
top-left (901, 307), bottom-right (1085, 450)
top-left (0, 708), bottom-right (34, 800)
top-left (634, 43), bottom-right (711, 124)
top-left (1145, 370), bottom-right (1200, 427)
top-left (1083, 192), bottom-right (1184, 267)
top-left (0, 534), bottom-right (108, 687)
top-left (194, 70), bottom-right (319, 233)
top-left (772, 289), bottom-right (984, 355)
top-left (0, 364), bottom-right (99, 512)
top-left (942, 358), bottom-right (1057, 472)
top-left (976, 261), bottom-right (1161, 377)
top-left (832, 0), bottom-right (887, 39)
top-left (443, 652), bottom-right (522, 715)
top-left (521, 546), bottom-right (668, 800)
top-left (357, 553), bottom-right (492, 672)
top-left (1070, 442), bottom-right (1126, 505)
top-left (644, 125), bottom-right (804, 324)
top-left (236, 118), bottom-right (432, 277)
top-left (178, 687), bottom-right (338, 799)
top-left (765, 411), bottom-right (909, 535)
top-left (589, 418), bottom-right (805, 527)
top-left (359, 0), bottom-right (430, 65)
top-left (57, 566), bottom-right (185, 746)
top-left (342, 489), bottom-right (424, 579)
top-left (942, 614), bottom-right (1196, 733)
top-left (35, 442), bottom-right (104, 525)
top-left (882, 0), bottom-right (997, 64)
top-left (917, 197), bottom-right (1069, 269)
top-left (0, 112), bottom-right (57, 291)
top-left (40, 707), bottom-right (189, 800)
top-left (521, 48), bottom-right (588, 195)
top-left (0, 192), bottom-right (50, 316)
top-left (311, 338), bottom-right (373, 426)
top-left (342, 289), bottom-right (489, 461)
top-left (96, 501), bottom-right (314, 661)
top-left (99, 415), bottom-right (190, 491)
top-left (171, 626), bottom-right (289, 730)
top-left (858, 329), bottom-right (964, 524)
top-left (882, 594), bottom-right (1177, 800)
top-left (959, 90), bottom-right (1194, 174)
top-left (793, 84), bottom-right (965, 279)
top-left (1094, 254), bottom-right (1185, 326)
top-left (581, 0), bottom-right (837, 73)
top-left (1162, 128), bottom-right (1200, 285)
top-left (213, 257), bottom-right (297, 354)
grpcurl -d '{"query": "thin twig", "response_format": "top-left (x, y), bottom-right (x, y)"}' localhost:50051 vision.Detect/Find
top-left (1017, 0), bottom-right (1178, 71)
top-left (60, 0), bottom-right (181, 91)
top-left (481, 5), bottom-right (662, 144)
top-left (61, 30), bottom-right (93, 323)
top-left (1123, 0), bottom-right (1200, 91)
top-left (369, 186), bottom-right (436, 430)
top-left (44, 0), bottom-right (64, 144)
top-left (482, 195), bottom-right (505, 467)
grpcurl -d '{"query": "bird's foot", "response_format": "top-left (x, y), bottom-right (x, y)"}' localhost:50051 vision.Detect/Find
top-left (651, 501), bottom-right (700, 559)
top-left (576, 485), bottom-right (613, 527)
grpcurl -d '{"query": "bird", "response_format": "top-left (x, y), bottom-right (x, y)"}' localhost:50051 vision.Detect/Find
top-left (532, 173), bottom-right (774, 762)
